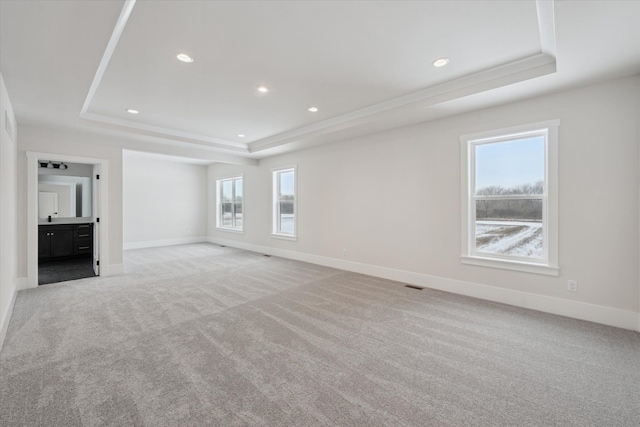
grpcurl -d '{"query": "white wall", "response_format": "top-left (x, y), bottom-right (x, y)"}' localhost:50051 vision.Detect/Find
top-left (17, 125), bottom-right (124, 277)
top-left (123, 152), bottom-right (208, 249)
top-left (0, 73), bottom-right (18, 349)
top-left (209, 75), bottom-right (640, 330)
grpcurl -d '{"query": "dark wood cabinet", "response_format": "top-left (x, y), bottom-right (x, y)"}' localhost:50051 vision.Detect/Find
top-left (39, 223), bottom-right (93, 260)
top-left (73, 224), bottom-right (93, 255)
top-left (38, 230), bottom-right (51, 258)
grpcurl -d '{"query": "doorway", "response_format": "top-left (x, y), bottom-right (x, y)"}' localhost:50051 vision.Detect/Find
top-left (37, 161), bottom-right (96, 285)
top-left (26, 152), bottom-right (109, 289)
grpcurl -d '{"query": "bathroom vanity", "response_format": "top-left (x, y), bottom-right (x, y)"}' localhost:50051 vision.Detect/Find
top-left (38, 222), bottom-right (93, 260)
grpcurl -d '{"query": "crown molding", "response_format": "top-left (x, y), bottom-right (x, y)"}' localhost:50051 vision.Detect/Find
top-left (79, 0), bottom-right (557, 157)
top-left (249, 53), bottom-right (556, 152)
top-left (80, 112), bottom-right (249, 153)
top-left (80, 0), bottom-right (136, 116)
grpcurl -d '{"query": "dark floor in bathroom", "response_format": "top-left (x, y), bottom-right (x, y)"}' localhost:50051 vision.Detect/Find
top-left (39, 256), bottom-right (96, 285)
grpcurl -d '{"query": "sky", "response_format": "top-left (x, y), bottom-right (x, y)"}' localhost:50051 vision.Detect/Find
top-left (280, 170), bottom-right (295, 196)
top-left (475, 136), bottom-right (544, 190)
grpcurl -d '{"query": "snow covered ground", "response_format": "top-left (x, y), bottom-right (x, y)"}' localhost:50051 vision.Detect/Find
top-left (281, 215), bottom-right (294, 233)
top-left (476, 220), bottom-right (542, 258)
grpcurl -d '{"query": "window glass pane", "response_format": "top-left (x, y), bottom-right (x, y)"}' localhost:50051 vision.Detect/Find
top-left (234, 179), bottom-right (243, 201)
top-left (221, 180), bottom-right (233, 202)
top-left (234, 203), bottom-right (243, 227)
top-left (475, 199), bottom-right (542, 258)
top-left (475, 136), bottom-right (544, 195)
top-left (279, 171), bottom-right (294, 198)
top-left (221, 203), bottom-right (233, 227)
top-left (279, 201), bottom-right (294, 234)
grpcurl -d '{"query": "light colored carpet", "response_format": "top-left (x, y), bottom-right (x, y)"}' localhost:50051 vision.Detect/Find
top-left (1, 243), bottom-right (639, 426)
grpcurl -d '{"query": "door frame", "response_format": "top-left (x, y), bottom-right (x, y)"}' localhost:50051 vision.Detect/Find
top-left (26, 151), bottom-right (109, 288)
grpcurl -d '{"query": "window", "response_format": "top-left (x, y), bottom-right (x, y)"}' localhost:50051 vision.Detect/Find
top-left (272, 167), bottom-right (296, 239)
top-left (216, 176), bottom-right (243, 232)
top-left (460, 120), bottom-right (559, 276)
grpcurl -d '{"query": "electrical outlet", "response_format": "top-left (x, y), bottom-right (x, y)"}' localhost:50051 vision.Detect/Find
top-left (568, 280), bottom-right (578, 292)
top-left (342, 248), bottom-right (347, 256)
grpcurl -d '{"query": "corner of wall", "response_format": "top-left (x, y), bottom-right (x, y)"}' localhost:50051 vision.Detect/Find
top-left (0, 282), bottom-right (18, 352)
top-left (0, 71), bottom-right (19, 351)
top-left (104, 263), bottom-right (124, 277)
top-left (633, 75), bottom-right (640, 328)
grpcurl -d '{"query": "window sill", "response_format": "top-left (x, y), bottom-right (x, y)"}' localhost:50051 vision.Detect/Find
top-left (215, 227), bottom-right (244, 235)
top-left (460, 255), bottom-right (559, 276)
top-left (271, 233), bottom-right (297, 242)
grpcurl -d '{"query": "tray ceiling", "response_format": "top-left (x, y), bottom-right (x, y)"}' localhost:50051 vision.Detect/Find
top-left (3, 1), bottom-right (640, 162)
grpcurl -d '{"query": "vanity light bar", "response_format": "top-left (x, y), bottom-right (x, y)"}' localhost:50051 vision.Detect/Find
top-left (39, 161), bottom-right (68, 170)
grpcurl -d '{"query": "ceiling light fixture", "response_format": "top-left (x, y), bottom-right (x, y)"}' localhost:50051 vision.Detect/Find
top-left (433, 58), bottom-right (450, 68)
top-left (126, 109), bottom-right (139, 114)
top-left (257, 86), bottom-right (269, 93)
top-left (237, 134), bottom-right (246, 138)
top-left (308, 107), bottom-right (319, 112)
top-left (176, 53), bottom-right (194, 63)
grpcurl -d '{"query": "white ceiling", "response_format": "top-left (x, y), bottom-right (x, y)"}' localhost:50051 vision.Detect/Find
top-left (1, 0), bottom-right (639, 164)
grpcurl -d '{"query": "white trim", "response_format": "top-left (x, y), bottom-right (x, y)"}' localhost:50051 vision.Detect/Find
top-left (459, 119), bottom-right (561, 143)
top-left (270, 233), bottom-right (298, 242)
top-left (272, 165), bottom-right (297, 239)
top-left (215, 172), bottom-right (245, 181)
top-left (26, 152), bottom-right (109, 289)
top-left (460, 120), bottom-right (559, 275)
top-left (123, 236), bottom-right (207, 250)
top-left (78, 0), bottom-right (556, 155)
top-left (78, 0), bottom-right (247, 152)
top-left (215, 227), bottom-right (244, 235)
top-left (0, 280), bottom-right (18, 352)
top-left (80, 0), bottom-right (136, 115)
top-left (80, 112), bottom-right (248, 152)
top-left (208, 237), bottom-right (639, 332)
top-left (249, 53), bottom-right (556, 153)
top-left (215, 175), bottom-right (244, 232)
top-left (536, 0), bottom-right (557, 57)
top-left (461, 255), bottom-right (559, 276)
top-left (4, 109), bottom-right (15, 142)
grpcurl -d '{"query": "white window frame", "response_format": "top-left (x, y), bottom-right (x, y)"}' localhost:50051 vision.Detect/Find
top-left (216, 175), bottom-right (244, 233)
top-left (272, 165), bottom-right (297, 241)
top-left (460, 120), bottom-right (559, 276)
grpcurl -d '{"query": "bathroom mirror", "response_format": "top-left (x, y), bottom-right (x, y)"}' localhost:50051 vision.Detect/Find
top-left (38, 161), bottom-right (92, 219)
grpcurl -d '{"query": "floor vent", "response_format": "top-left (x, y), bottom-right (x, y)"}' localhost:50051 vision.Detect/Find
top-left (404, 285), bottom-right (423, 290)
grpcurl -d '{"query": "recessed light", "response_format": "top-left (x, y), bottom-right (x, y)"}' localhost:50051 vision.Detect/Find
top-left (237, 134), bottom-right (246, 138)
top-left (257, 86), bottom-right (269, 93)
top-left (433, 58), bottom-right (449, 67)
top-left (126, 109), bottom-right (139, 114)
top-left (308, 107), bottom-right (319, 112)
top-left (176, 53), bottom-right (194, 63)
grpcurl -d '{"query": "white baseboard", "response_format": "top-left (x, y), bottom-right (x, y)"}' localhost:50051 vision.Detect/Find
top-left (208, 237), bottom-right (640, 332)
top-left (0, 280), bottom-right (18, 352)
top-left (123, 236), bottom-right (207, 250)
